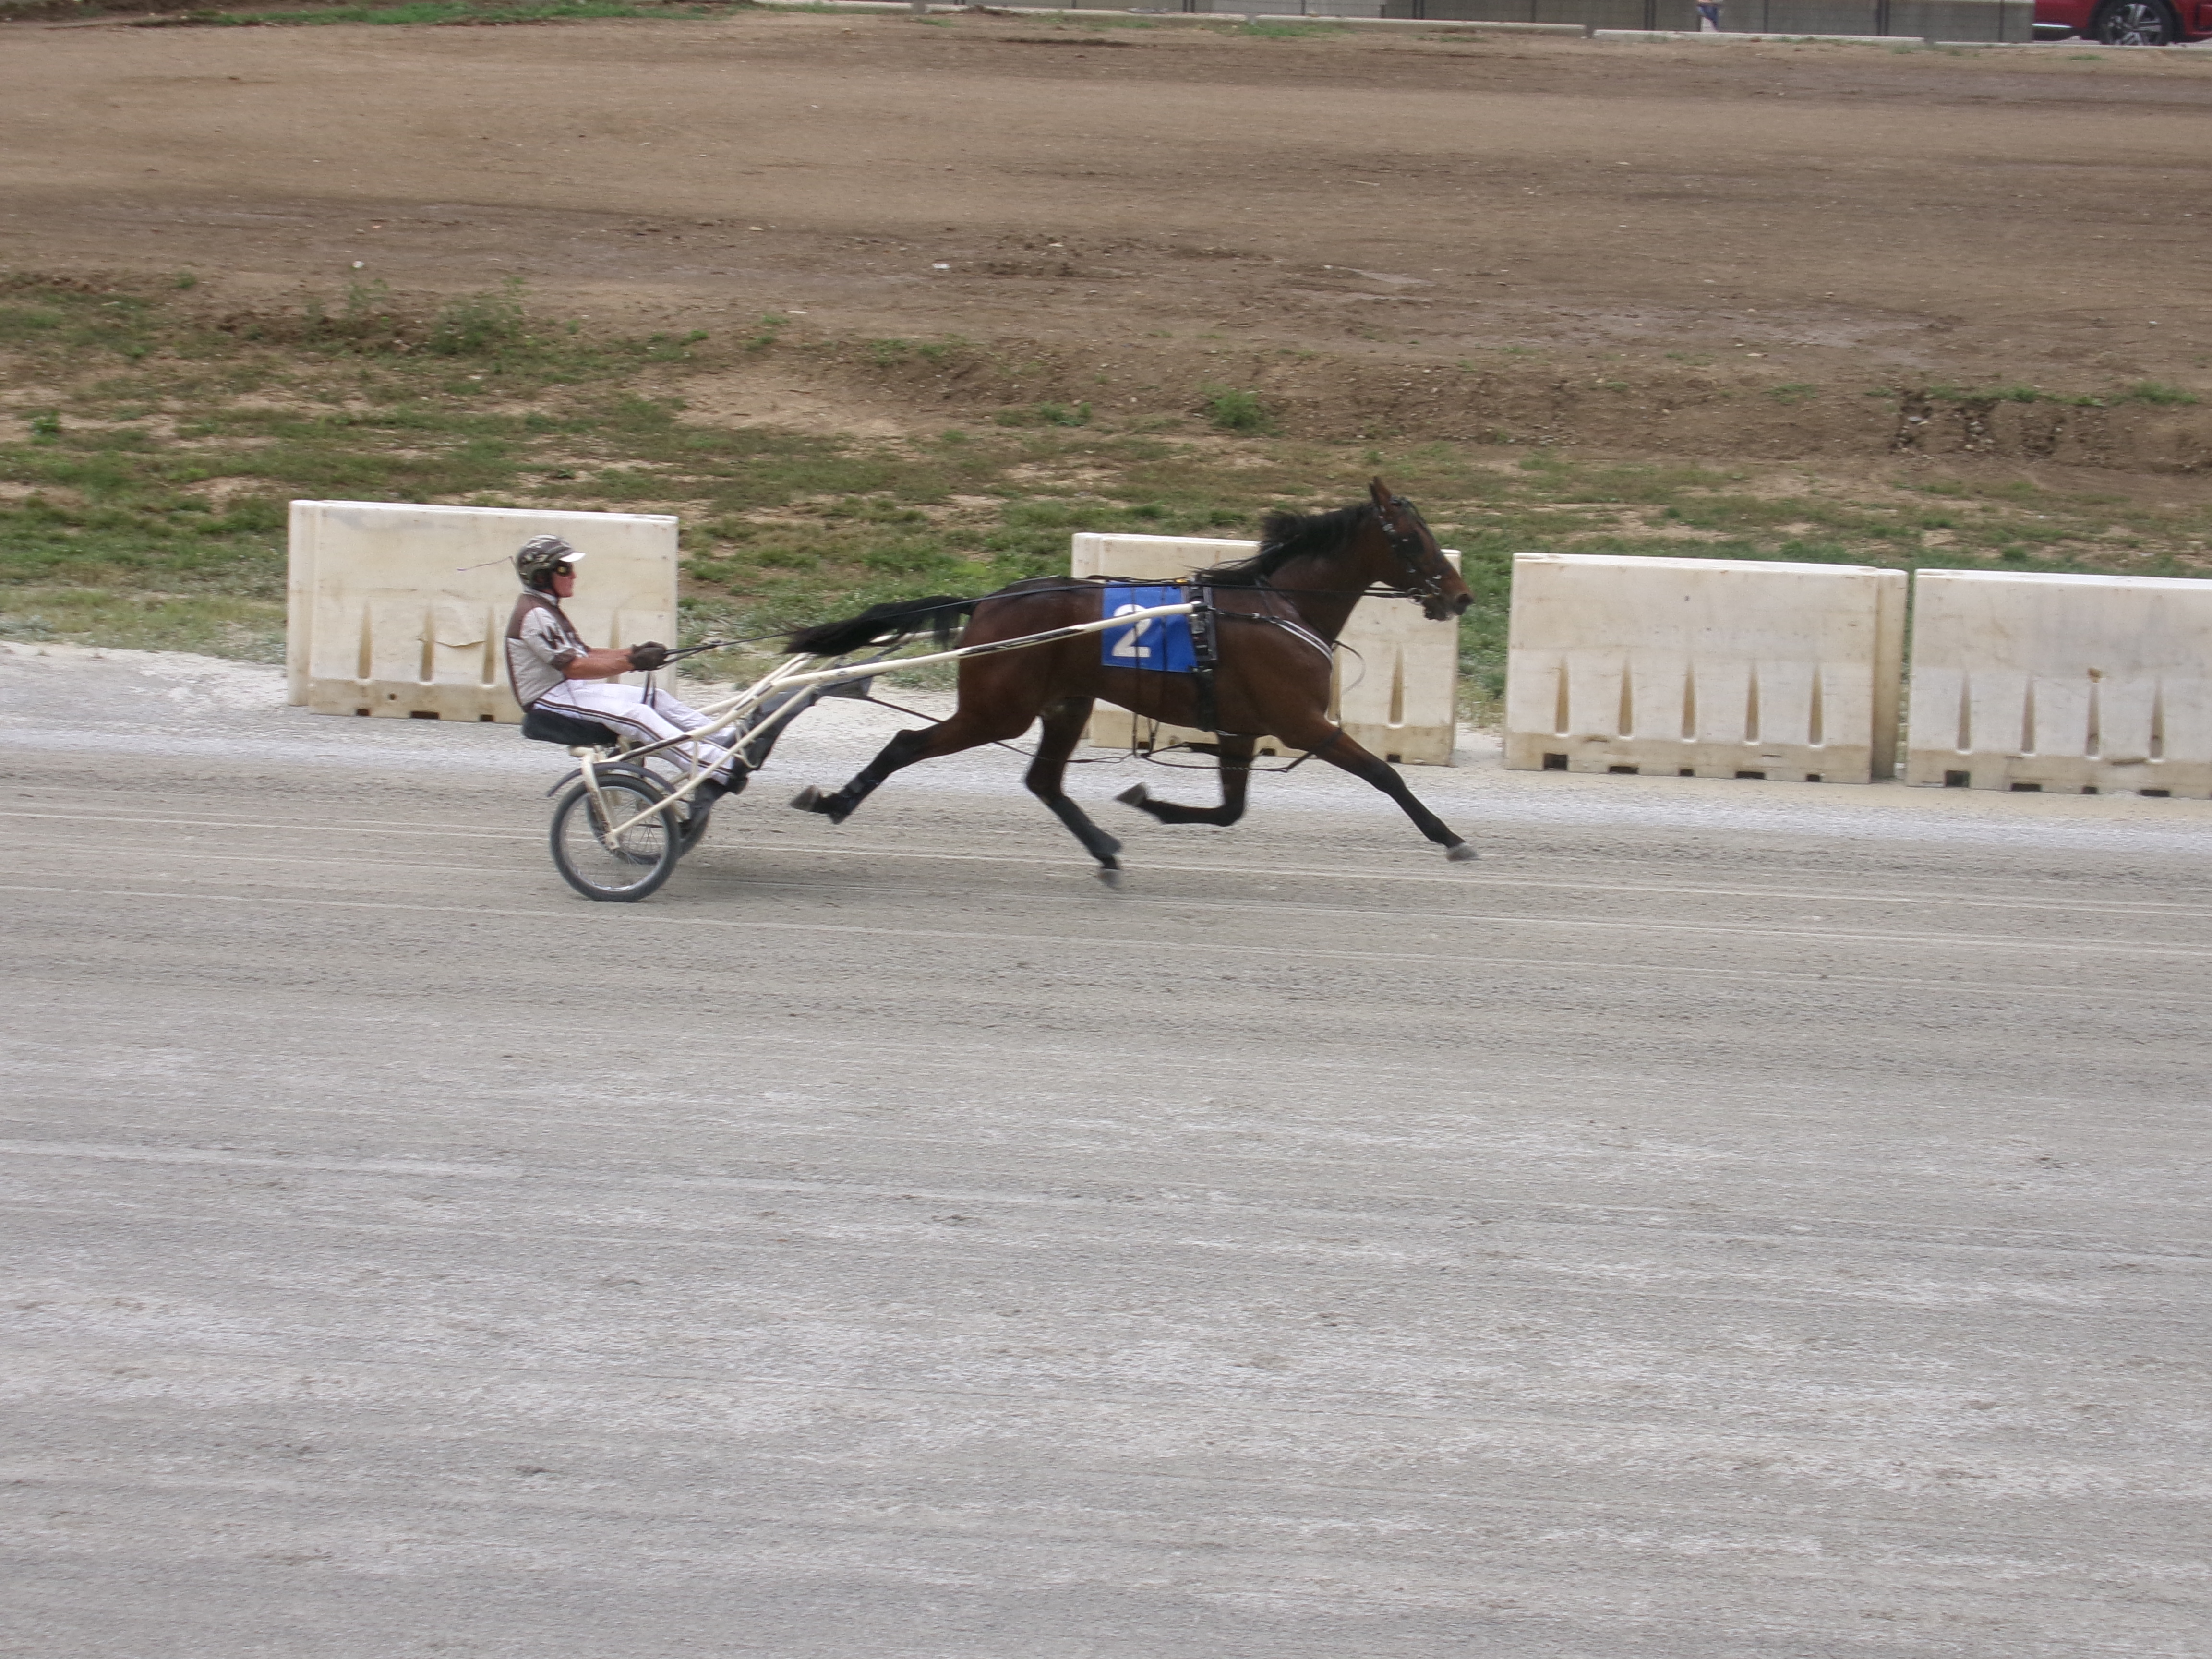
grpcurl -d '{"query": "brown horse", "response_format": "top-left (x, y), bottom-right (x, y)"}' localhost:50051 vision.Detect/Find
top-left (785, 479), bottom-right (1477, 883)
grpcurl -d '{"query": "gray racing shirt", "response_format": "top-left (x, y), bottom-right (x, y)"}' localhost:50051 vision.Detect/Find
top-left (505, 592), bottom-right (590, 708)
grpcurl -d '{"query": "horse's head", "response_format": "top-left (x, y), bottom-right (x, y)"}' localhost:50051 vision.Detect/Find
top-left (1367, 478), bottom-right (1471, 622)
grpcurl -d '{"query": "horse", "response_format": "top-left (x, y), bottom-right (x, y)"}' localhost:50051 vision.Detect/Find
top-left (783, 478), bottom-right (1478, 885)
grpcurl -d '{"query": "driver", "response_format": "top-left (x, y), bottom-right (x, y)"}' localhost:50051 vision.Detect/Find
top-left (505, 534), bottom-right (742, 796)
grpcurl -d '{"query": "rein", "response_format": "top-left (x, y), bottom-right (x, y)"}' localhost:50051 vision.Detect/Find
top-left (681, 516), bottom-right (1448, 660)
top-left (1221, 607), bottom-right (1337, 663)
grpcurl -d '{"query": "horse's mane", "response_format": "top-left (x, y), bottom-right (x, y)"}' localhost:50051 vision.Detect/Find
top-left (1192, 503), bottom-right (1371, 587)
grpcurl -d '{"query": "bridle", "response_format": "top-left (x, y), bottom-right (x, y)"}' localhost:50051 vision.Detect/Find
top-left (1227, 495), bottom-right (1457, 611)
top-left (1373, 495), bottom-right (1455, 608)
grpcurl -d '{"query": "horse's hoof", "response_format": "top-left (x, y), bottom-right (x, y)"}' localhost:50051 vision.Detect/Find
top-left (789, 785), bottom-right (823, 813)
top-left (1095, 866), bottom-right (1125, 890)
top-left (1115, 783), bottom-right (1150, 809)
top-left (1445, 842), bottom-right (1479, 863)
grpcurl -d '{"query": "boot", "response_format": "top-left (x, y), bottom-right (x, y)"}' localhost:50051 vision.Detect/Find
top-left (689, 765), bottom-right (747, 809)
top-left (733, 686), bottom-right (827, 771)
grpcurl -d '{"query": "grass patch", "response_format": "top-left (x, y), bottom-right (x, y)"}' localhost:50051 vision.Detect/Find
top-left (744, 312), bottom-right (790, 353)
top-left (2128, 380), bottom-right (2200, 407)
top-left (994, 401), bottom-right (1091, 429)
top-left (1201, 386), bottom-right (1272, 434)
top-left (424, 278), bottom-right (530, 356)
top-left (4, 275), bottom-right (2209, 715)
top-left (1914, 381), bottom-right (2205, 410)
top-left (0, 588), bottom-right (286, 661)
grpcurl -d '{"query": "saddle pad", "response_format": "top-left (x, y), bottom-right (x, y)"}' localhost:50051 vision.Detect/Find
top-left (1099, 583), bottom-right (1196, 673)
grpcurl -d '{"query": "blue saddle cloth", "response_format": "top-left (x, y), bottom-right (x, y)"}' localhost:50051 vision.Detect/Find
top-left (1099, 583), bottom-right (1196, 673)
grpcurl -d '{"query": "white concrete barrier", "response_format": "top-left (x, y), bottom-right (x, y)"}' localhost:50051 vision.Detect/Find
top-left (1905, 569), bottom-right (2212, 797)
top-left (1504, 553), bottom-right (1906, 782)
top-left (1069, 532), bottom-right (1462, 764)
top-left (286, 501), bottom-right (677, 722)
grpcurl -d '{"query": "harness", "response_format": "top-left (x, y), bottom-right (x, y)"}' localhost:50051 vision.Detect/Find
top-left (1231, 609), bottom-right (1336, 663)
top-left (1187, 586), bottom-right (1221, 733)
top-left (1100, 499), bottom-right (1448, 740)
top-left (1103, 583), bottom-right (1336, 737)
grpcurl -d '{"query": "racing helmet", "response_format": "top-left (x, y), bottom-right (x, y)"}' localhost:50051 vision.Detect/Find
top-left (515, 534), bottom-right (585, 590)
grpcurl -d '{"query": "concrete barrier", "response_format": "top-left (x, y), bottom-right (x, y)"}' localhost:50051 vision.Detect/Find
top-left (1904, 569), bottom-right (2212, 797)
top-left (1595, 25), bottom-right (1894, 36)
top-left (1708, 0), bottom-right (2030, 36)
top-left (1382, 0), bottom-right (2027, 35)
top-left (1217, 0), bottom-right (1388, 13)
top-left (286, 501), bottom-right (677, 722)
top-left (1069, 532), bottom-right (1462, 764)
top-left (1504, 552), bottom-right (1906, 782)
top-left (1385, 0), bottom-right (1699, 27)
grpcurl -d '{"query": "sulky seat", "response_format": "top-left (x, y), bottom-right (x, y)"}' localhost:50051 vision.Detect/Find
top-left (520, 707), bottom-right (622, 749)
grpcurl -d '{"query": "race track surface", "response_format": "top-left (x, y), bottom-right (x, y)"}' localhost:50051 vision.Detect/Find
top-left (5, 644), bottom-right (2208, 1658)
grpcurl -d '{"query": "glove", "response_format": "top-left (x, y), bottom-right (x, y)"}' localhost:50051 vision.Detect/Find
top-left (627, 641), bottom-right (671, 672)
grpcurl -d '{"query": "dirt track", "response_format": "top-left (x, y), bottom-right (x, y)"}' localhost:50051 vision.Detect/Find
top-left (4, 12), bottom-right (2210, 464)
top-left (6, 642), bottom-right (2211, 1657)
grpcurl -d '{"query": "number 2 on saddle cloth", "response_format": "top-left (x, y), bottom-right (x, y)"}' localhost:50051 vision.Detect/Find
top-left (1099, 581), bottom-right (1221, 733)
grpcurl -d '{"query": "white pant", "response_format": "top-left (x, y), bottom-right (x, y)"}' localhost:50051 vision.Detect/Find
top-left (532, 680), bottom-right (735, 778)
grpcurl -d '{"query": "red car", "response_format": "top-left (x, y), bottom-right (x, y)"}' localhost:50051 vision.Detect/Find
top-left (2035, 0), bottom-right (2212, 42)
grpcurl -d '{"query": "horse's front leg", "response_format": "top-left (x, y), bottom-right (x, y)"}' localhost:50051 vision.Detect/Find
top-left (1024, 697), bottom-right (1128, 884)
top-left (1272, 717), bottom-right (1476, 861)
top-left (1116, 733), bottom-right (1256, 828)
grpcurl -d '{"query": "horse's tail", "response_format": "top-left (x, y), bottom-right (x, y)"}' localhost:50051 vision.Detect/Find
top-left (784, 594), bottom-right (976, 658)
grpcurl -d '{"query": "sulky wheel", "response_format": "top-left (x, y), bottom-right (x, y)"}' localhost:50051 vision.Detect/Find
top-left (549, 769), bottom-right (683, 902)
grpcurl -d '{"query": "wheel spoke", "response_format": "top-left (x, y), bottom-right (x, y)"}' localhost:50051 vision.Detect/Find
top-left (551, 775), bottom-right (680, 901)
top-left (2097, 0), bottom-right (2172, 41)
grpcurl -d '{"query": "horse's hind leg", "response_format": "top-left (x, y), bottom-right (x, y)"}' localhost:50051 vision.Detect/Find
top-left (792, 706), bottom-right (1026, 824)
top-left (1116, 733), bottom-right (1256, 828)
top-left (1282, 720), bottom-right (1476, 861)
top-left (1025, 698), bottom-right (1127, 882)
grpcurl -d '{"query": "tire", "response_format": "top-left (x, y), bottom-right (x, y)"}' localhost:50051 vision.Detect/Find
top-left (549, 769), bottom-right (682, 902)
top-left (2091, 0), bottom-right (2178, 42)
